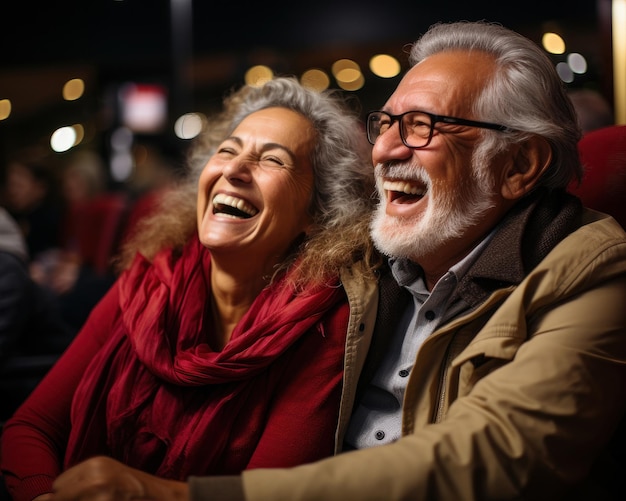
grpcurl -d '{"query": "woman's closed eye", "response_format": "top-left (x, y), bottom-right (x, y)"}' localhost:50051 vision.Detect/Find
top-left (259, 155), bottom-right (287, 168)
top-left (216, 146), bottom-right (238, 157)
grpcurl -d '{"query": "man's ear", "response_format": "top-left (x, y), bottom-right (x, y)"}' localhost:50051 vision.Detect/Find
top-left (500, 136), bottom-right (552, 200)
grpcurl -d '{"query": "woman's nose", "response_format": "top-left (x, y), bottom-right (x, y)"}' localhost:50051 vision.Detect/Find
top-left (222, 157), bottom-right (253, 183)
top-left (371, 122), bottom-right (413, 166)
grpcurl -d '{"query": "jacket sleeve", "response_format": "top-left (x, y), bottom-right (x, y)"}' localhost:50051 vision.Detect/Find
top-left (188, 272), bottom-right (626, 501)
top-left (0, 282), bottom-right (122, 501)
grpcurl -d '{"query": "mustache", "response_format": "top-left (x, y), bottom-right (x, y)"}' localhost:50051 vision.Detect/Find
top-left (374, 161), bottom-right (430, 184)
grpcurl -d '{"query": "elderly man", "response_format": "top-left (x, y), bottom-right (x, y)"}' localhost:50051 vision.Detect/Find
top-left (47, 21), bottom-right (626, 501)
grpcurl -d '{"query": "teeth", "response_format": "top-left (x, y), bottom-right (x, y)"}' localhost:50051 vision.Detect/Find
top-left (382, 180), bottom-right (425, 196)
top-left (212, 193), bottom-right (258, 217)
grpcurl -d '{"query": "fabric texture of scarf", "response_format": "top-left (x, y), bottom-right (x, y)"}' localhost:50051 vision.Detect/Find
top-left (64, 236), bottom-right (348, 477)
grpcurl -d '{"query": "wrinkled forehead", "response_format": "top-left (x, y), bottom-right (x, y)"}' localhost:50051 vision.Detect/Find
top-left (386, 50), bottom-right (497, 117)
top-left (233, 107), bottom-right (317, 157)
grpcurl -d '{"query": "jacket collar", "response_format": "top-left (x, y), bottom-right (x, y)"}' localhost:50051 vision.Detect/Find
top-left (453, 189), bottom-right (583, 308)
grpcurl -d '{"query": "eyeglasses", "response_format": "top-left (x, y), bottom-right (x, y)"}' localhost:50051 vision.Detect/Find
top-left (366, 110), bottom-right (511, 149)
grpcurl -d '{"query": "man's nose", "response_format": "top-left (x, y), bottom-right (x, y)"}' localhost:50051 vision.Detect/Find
top-left (371, 122), bottom-right (413, 166)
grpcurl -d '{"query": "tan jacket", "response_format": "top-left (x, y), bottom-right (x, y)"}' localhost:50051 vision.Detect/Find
top-left (190, 203), bottom-right (626, 500)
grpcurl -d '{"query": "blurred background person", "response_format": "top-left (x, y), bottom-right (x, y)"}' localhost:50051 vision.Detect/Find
top-left (45, 149), bottom-right (119, 333)
top-left (47, 149), bottom-right (109, 296)
top-left (1, 153), bottom-right (63, 280)
top-left (0, 206), bottom-right (73, 425)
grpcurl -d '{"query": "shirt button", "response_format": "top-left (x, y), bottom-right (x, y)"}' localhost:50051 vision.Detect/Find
top-left (425, 310), bottom-right (436, 321)
top-left (375, 430), bottom-right (385, 440)
top-left (358, 323), bottom-right (365, 332)
top-left (398, 369), bottom-right (410, 378)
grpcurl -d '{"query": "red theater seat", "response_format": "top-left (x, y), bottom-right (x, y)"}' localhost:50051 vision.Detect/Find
top-left (71, 192), bottom-right (129, 275)
top-left (569, 125), bottom-right (626, 228)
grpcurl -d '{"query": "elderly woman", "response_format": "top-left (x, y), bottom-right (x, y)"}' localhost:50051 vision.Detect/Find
top-left (0, 77), bottom-right (380, 501)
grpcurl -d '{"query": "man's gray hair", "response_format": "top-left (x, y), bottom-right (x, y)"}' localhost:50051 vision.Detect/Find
top-left (410, 21), bottom-right (583, 188)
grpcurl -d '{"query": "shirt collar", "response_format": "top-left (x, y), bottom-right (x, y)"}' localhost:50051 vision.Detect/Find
top-left (389, 226), bottom-right (497, 294)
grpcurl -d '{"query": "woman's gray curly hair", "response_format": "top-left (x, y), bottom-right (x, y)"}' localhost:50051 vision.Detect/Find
top-left (117, 77), bottom-right (381, 287)
top-left (410, 21), bottom-right (583, 189)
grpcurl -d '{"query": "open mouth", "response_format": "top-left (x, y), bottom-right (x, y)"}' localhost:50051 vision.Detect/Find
top-left (212, 193), bottom-right (259, 219)
top-left (383, 180), bottom-right (426, 204)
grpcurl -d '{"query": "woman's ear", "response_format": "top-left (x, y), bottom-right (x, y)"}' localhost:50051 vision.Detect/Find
top-left (501, 136), bottom-right (553, 200)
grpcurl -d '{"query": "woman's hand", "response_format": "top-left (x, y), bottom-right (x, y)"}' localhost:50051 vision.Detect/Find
top-left (50, 456), bottom-right (189, 501)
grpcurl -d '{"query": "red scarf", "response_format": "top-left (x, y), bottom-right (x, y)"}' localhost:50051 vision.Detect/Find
top-left (64, 236), bottom-right (347, 477)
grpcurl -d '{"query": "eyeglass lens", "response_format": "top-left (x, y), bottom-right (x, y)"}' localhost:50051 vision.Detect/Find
top-left (367, 111), bottom-right (432, 147)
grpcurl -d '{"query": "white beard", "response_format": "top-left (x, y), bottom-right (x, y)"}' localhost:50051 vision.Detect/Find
top-left (370, 160), bottom-right (495, 261)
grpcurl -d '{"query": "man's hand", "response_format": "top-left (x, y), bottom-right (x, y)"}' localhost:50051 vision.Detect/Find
top-left (50, 456), bottom-right (189, 501)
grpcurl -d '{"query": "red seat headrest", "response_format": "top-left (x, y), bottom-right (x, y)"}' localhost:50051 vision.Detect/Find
top-left (569, 125), bottom-right (626, 228)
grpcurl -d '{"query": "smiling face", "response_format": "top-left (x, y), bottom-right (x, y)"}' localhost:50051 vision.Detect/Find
top-left (197, 107), bottom-right (316, 275)
top-left (370, 50), bottom-right (516, 282)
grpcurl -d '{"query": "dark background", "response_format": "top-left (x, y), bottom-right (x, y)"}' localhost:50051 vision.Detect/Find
top-left (0, 0), bottom-right (612, 167)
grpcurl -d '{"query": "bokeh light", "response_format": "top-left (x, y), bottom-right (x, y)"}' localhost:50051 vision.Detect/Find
top-left (50, 126), bottom-right (77, 152)
top-left (63, 78), bottom-right (85, 101)
top-left (245, 65), bottom-right (274, 87)
top-left (174, 112), bottom-right (204, 139)
top-left (332, 59), bottom-right (364, 91)
top-left (567, 53), bottom-right (587, 74)
top-left (369, 54), bottom-right (401, 78)
top-left (332, 59), bottom-right (359, 78)
top-left (337, 73), bottom-right (365, 91)
top-left (556, 62), bottom-right (574, 83)
top-left (300, 69), bottom-right (330, 91)
top-left (0, 99), bottom-right (11, 120)
top-left (72, 123), bottom-right (85, 146)
top-left (110, 151), bottom-right (134, 182)
top-left (110, 126), bottom-right (134, 152)
top-left (542, 32), bottom-right (566, 54)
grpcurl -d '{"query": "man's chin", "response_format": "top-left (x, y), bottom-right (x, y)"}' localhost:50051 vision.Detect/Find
top-left (371, 223), bottom-right (415, 259)
top-left (371, 216), bottom-right (452, 261)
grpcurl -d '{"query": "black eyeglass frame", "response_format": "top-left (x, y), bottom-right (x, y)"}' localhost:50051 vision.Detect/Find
top-left (366, 110), bottom-right (511, 148)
